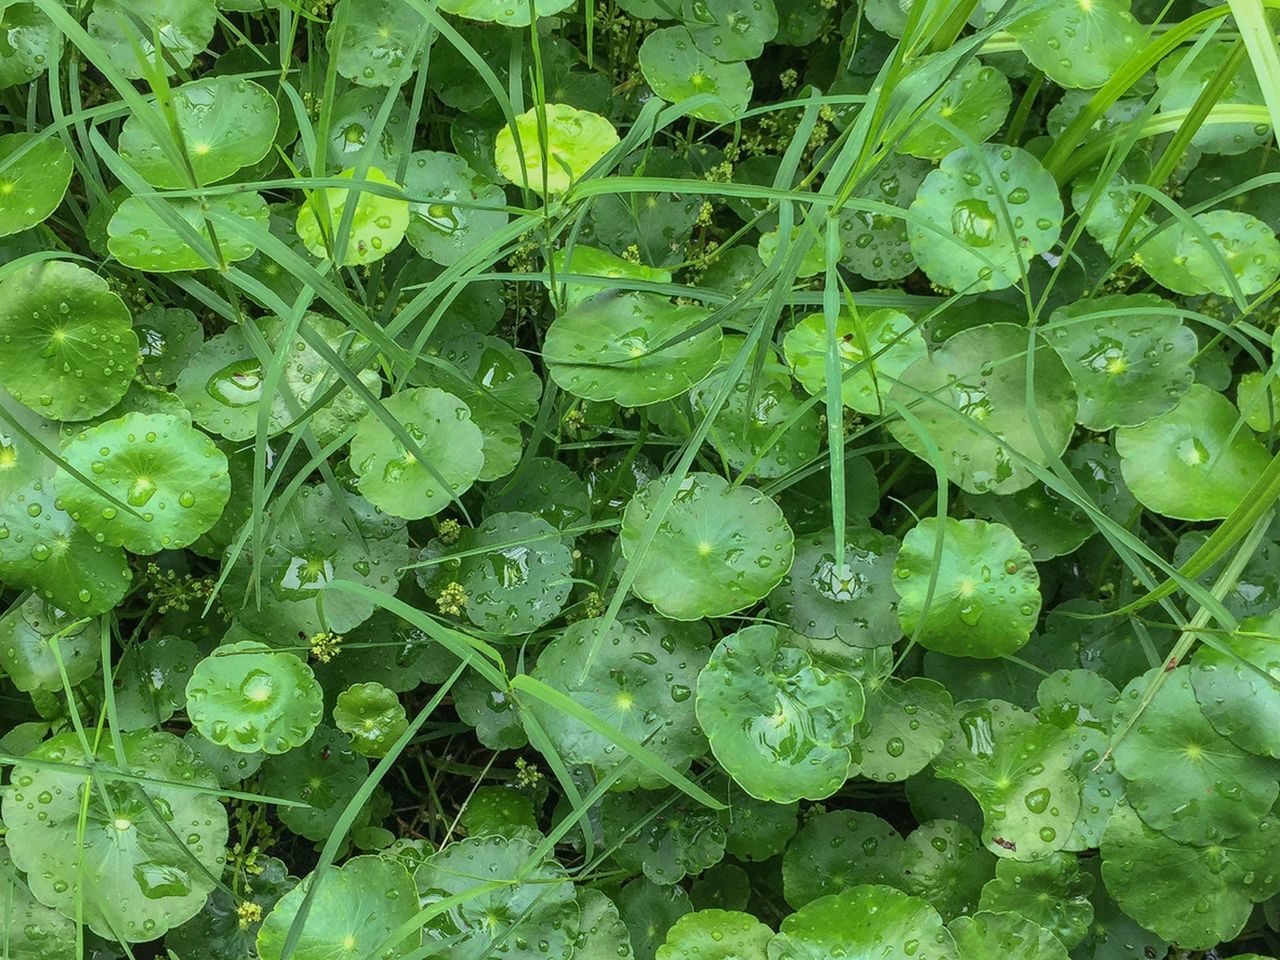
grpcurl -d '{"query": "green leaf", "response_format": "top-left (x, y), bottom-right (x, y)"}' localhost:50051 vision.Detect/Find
top-left (854, 676), bottom-right (953, 782)
top-left (257, 856), bottom-right (418, 960)
top-left (415, 835), bottom-right (579, 959)
top-left (1190, 607), bottom-right (1280, 758)
top-left (1115, 383), bottom-right (1271, 521)
top-left (0, 260), bottom-right (138, 421)
top-left (637, 27), bottom-right (753, 123)
top-left (1112, 667), bottom-right (1280, 844)
top-left (900, 819), bottom-right (995, 920)
top-left (330, 0), bottom-right (427, 86)
top-left (978, 854), bottom-right (1094, 949)
top-left (333, 681), bottom-right (409, 757)
top-left (947, 911), bottom-right (1068, 960)
top-left (907, 145), bottom-right (1062, 293)
top-left (295, 167), bottom-right (409, 266)
top-left (933, 700), bottom-right (1081, 860)
top-left (696, 624), bottom-right (863, 803)
top-left (349, 386), bottom-right (484, 520)
top-left (86, 0), bottom-right (214, 78)
top-left (768, 884), bottom-right (959, 960)
top-left (894, 517), bottom-right (1040, 659)
top-left (107, 191), bottom-right (270, 272)
top-left (57, 411), bottom-right (230, 554)
top-left (0, 133), bottom-right (71, 237)
top-left (888, 323), bottom-right (1078, 495)
top-left (186, 640), bottom-right (324, 754)
top-left (404, 150), bottom-right (509, 266)
top-left (543, 292), bottom-right (722, 407)
top-left (1008, 0), bottom-right (1144, 89)
top-left (2, 730), bottom-right (228, 941)
top-left (656, 909), bottom-right (771, 960)
top-left (531, 613), bottom-right (709, 789)
top-left (118, 77), bottom-right (279, 188)
top-left (1100, 803), bottom-right (1280, 950)
top-left (494, 104), bottom-right (619, 195)
top-left (621, 472), bottom-right (793, 620)
top-left (781, 810), bottom-right (903, 908)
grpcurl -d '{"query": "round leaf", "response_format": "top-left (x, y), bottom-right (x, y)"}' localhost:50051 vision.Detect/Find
top-left (781, 810), bottom-right (903, 908)
top-left (333, 680), bottom-right (408, 757)
top-left (2, 730), bottom-right (227, 941)
top-left (696, 624), bottom-right (864, 803)
top-left (531, 613), bottom-right (710, 789)
top-left (543, 292), bottom-right (722, 407)
top-left (331, 0), bottom-right (427, 86)
top-left (907, 145), bottom-right (1062, 293)
top-left (295, 167), bottom-right (409, 265)
top-left (1115, 383), bottom-right (1270, 521)
top-left (638, 27), bottom-right (753, 123)
top-left (494, 104), bottom-right (618, 195)
top-left (900, 819), bottom-right (995, 920)
top-left (107, 191), bottom-right (269, 272)
top-left (656, 909), bottom-right (770, 960)
top-left (0, 260), bottom-right (138, 421)
top-left (621, 472), bottom-right (793, 620)
top-left (948, 911), bottom-right (1068, 960)
top-left (768, 884), bottom-right (959, 960)
top-left (186, 640), bottom-right (324, 754)
top-left (1191, 608), bottom-right (1280, 758)
top-left (854, 676), bottom-right (954, 782)
top-left (404, 150), bottom-right (509, 265)
top-left (349, 387), bottom-right (484, 520)
top-left (894, 517), bottom-right (1040, 659)
top-left (888, 323), bottom-right (1078, 495)
top-left (87, 0), bottom-right (214, 78)
top-left (119, 77), bottom-right (279, 188)
top-left (0, 133), bottom-right (71, 237)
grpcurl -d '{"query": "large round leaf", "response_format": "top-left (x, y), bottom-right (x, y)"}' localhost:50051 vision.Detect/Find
top-left (767, 526), bottom-right (901, 655)
top-left (0, 595), bottom-right (99, 693)
top-left (421, 511), bottom-right (573, 634)
top-left (638, 27), bottom-right (752, 124)
top-left (894, 517), bottom-right (1040, 659)
top-left (1111, 667), bottom-right (1279, 844)
top-left (977, 854), bottom-right (1094, 949)
top-left (259, 726), bottom-right (369, 841)
top-left (543, 292), bottom-right (722, 407)
top-left (784, 308), bottom-right (928, 415)
top-left (331, 0), bottom-right (427, 86)
top-left (0, 133), bottom-right (71, 236)
top-left (257, 856), bottom-right (417, 960)
top-left (1180, 209), bottom-right (1280, 296)
top-left (531, 613), bottom-right (710, 789)
top-left (933, 700), bottom-right (1081, 860)
top-left (349, 387), bottom-right (484, 520)
top-left (0, 477), bottom-right (132, 616)
top-left (295, 167), bottom-right (408, 265)
top-left (899, 819), bottom-right (995, 920)
top-left (781, 810), bottom-right (903, 908)
top-left (947, 911), bottom-right (1067, 960)
top-left (1007, 0), bottom-right (1143, 89)
top-left (896, 59), bottom-right (1011, 161)
top-left (696, 624), bottom-right (863, 803)
top-left (2, 730), bottom-right (228, 941)
top-left (223, 484), bottom-right (411, 637)
top-left (1100, 803), bottom-right (1280, 950)
top-left (1115, 383), bottom-right (1269, 520)
top-left (57, 412), bottom-right (230, 554)
top-left (1191, 608), bottom-right (1280, 758)
top-left (907, 144), bottom-right (1062, 292)
top-left (854, 676), bottom-right (953, 782)
top-left (436, 0), bottom-right (574, 27)
top-left (186, 640), bottom-right (324, 754)
top-left (888, 323), bottom-right (1077, 495)
top-left (494, 103), bottom-right (618, 195)
top-left (415, 835), bottom-right (579, 960)
top-left (0, 260), bottom-right (138, 421)
top-left (838, 153), bottom-right (930, 281)
top-left (684, 0), bottom-right (777, 61)
top-left (107, 191), bottom-right (269, 272)
top-left (404, 150), bottom-right (508, 265)
top-left (87, 0), bottom-right (214, 78)
top-left (0, 2), bottom-right (62, 90)
top-left (1044, 293), bottom-right (1195, 429)
top-left (119, 77), bottom-right (279, 188)
top-left (768, 884), bottom-right (959, 960)
top-left (621, 472), bottom-right (793, 620)
top-left (657, 909), bottom-right (770, 960)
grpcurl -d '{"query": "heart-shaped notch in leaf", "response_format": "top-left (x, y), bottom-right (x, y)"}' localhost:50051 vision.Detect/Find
top-left (696, 624), bottom-right (864, 803)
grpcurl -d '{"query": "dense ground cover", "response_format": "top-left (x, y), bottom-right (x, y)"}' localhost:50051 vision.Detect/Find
top-left (1, 0), bottom-right (1280, 957)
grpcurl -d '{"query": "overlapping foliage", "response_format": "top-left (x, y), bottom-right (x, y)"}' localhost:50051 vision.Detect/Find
top-left (2, 0), bottom-right (1280, 958)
